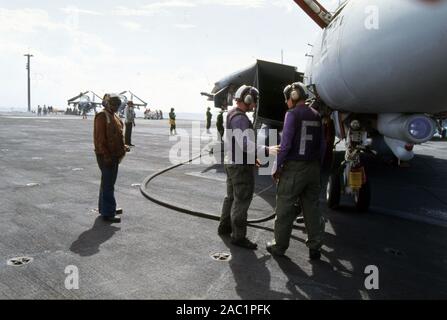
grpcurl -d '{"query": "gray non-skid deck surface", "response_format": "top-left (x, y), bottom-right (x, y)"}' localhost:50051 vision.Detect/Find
top-left (0, 113), bottom-right (446, 299)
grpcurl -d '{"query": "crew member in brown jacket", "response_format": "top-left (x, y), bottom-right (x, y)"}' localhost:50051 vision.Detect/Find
top-left (94, 94), bottom-right (130, 223)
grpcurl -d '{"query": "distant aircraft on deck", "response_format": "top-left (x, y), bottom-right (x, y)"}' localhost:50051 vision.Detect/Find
top-left (67, 90), bottom-right (148, 117)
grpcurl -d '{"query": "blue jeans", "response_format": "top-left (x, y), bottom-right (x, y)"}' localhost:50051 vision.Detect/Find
top-left (96, 155), bottom-right (119, 217)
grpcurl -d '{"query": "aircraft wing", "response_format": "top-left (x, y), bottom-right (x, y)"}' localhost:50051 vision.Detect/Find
top-left (67, 91), bottom-right (89, 105)
top-left (119, 91), bottom-right (148, 108)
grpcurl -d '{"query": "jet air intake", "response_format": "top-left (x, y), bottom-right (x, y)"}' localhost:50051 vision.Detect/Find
top-left (377, 114), bottom-right (436, 144)
top-left (78, 95), bottom-right (92, 112)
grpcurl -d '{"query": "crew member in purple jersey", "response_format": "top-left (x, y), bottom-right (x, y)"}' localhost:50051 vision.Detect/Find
top-left (218, 85), bottom-right (278, 250)
top-left (267, 82), bottom-right (325, 260)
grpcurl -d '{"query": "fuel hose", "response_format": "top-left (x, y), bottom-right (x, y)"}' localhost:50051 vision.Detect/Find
top-left (140, 153), bottom-right (277, 224)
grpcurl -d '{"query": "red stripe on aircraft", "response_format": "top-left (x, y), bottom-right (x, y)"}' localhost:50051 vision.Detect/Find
top-left (292, 0), bottom-right (329, 29)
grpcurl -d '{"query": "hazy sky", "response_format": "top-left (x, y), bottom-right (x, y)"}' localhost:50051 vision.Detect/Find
top-left (0, 0), bottom-right (339, 113)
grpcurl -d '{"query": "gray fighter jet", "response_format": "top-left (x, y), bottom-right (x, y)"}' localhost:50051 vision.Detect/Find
top-left (203, 0), bottom-right (447, 212)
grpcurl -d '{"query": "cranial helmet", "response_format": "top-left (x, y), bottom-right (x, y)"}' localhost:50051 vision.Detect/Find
top-left (107, 94), bottom-right (122, 108)
top-left (234, 85), bottom-right (259, 105)
top-left (283, 82), bottom-right (309, 102)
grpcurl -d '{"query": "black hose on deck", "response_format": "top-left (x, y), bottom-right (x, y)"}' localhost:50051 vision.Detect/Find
top-left (140, 153), bottom-right (276, 224)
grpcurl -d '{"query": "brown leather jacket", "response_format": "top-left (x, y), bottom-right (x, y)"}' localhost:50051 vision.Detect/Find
top-left (94, 108), bottom-right (126, 163)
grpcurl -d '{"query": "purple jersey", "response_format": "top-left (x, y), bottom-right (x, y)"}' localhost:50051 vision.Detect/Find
top-left (225, 108), bottom-right (266, 165)
top-left (276, 103), bottom-right (323, 171)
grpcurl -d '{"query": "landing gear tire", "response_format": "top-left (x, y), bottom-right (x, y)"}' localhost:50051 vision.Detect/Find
top-left (323, 119), bottom-right (336, 170)
top-left (354, 181), bottom-right (371, 212)
top-left (441, 129), bottom-right (446, 139)
top-left (326, 173), bottom-right (341, 209)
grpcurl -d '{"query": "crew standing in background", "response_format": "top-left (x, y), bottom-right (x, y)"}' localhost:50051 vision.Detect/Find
top-left (94, 94), bottom-right (130, 223)
top-left (267, 82), bottom-right (325, 260)
top-left (124, 101), bottom-right (136, 147)
top-left (216, 108), bottom-right (224, 142)
top-left (206, 107), bottom-right (212, 134)
top-left (169, 108), bottom-right (176, 136)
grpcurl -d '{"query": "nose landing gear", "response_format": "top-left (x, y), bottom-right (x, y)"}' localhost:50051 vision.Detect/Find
top-left (326, 120), bottom-right (372, 212)
top-left (326, 151), bottom-right (371, 212)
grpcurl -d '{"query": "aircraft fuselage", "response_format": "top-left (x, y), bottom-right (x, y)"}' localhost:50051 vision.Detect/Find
top-left (306, 0), bottom-right (447, 114)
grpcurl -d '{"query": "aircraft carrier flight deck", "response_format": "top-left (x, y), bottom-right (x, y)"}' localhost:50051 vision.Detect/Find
top-left (1, 113), bottom-right (446, 300)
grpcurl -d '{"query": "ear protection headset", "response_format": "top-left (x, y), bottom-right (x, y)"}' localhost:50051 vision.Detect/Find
top-left (235, 85), bottom-right (259, 105)
top-left (102, 94), bottom-right (110, 107)
top-left (243, 88), bottom-right (254, 105)
top-left (290, 83), bottom-right (301, 101)
top-left (284, 82), bottom-right (308, 103)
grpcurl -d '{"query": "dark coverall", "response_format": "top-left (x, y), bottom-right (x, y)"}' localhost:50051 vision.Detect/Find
top-left (216, 112), bottom-right (224, 141)
top-left (206, 110), bottom-right (212, 132)
top-left (169, 111), bottom-right (176, 135)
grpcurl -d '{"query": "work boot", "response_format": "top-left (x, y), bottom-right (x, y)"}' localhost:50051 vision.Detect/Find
top-left (231, 237), bottom-right (257, 250)
top-left (309, 249), bottom-right (321, 261)
top-left (102, 216), bottom-right (121, 223)
top-left (96, 208), bottom-right (123, 215)
top-left (266, 241), bottom-right (285, 257)
top-left (217, 224), bottom-right (232, 236)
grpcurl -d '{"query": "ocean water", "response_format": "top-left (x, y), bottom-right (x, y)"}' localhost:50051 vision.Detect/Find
top-left (0, 107), bottom-right (257, 123)
top-left (0, 107), bottom-right (214, 122)
top-left (175, 113), bottom-right (206, 121)
top-left (0, 106), bottom-right (27, 112)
